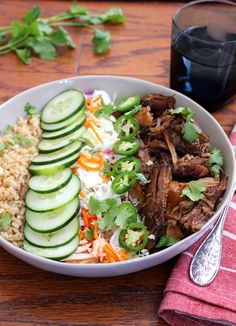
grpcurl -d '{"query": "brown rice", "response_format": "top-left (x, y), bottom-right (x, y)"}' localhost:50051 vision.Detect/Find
top-left (0, 115), bottom-right (41, 247)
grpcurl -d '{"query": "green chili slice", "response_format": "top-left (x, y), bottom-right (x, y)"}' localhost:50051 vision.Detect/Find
top-left (119, 222), bottom-right (149, 252)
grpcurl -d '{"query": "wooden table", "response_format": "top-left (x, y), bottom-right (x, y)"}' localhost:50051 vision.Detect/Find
top-left (0, 1), bottom-right (235, 325)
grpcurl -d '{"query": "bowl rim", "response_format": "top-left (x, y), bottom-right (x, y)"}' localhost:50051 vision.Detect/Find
top-left (0, 74), bottom-right (235, 270)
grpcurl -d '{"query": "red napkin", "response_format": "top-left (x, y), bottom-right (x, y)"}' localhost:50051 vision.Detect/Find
top-left (158, 126), bottom-right (236, 326)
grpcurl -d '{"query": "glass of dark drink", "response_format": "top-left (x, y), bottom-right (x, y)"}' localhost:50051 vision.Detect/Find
top-left (170, 0), bottom-right (236, 112)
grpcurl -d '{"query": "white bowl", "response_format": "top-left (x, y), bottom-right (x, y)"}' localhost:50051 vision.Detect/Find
top-left (0, 75), bottom-right (235, 277)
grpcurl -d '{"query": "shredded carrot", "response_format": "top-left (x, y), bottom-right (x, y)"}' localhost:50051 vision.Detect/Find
top-left (101, 175), bottom-right (110, 183)
top-left (85, 120), bottom-right (104, 144)
top-left (78, 158), bottom-right (103, 171)
top-left (82, 208), bottom-right (90, 228)
top-left (118, 249), bottom-right (128, 260)
top-left (80, 152), bottom-right (103, 164)
top-left (71, 167), bottom-right (78, 175)
top-left (90, 124), bottom-right (104, 144)
top-left (79, 229), bottom-right (85, 240)
top-left (93, 95), bottom-right (101, 103)
top-left (80, 191), bottom-right (86, 198)
top-left (81, 208), bottom-right (97, 229)
top-left (104, 243), bottom-right (121, 262)
top-left (85, 97), bottom-right (102, 113)
top-left (93, 224), bottom-right (99, 240)
top-left (77, 151), bottom-right (104, 171)
top-left (85, 97), bottom-right (93, 109)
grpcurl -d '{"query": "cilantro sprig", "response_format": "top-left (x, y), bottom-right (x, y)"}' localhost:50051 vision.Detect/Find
top-left (181, 181), bottom-right (206, 202)
top-left (24, 102), bottom-right (38, 116)
top-left (89, 197), bottom-right (137, 231)
top-left (156, 235), bottom-right (179, 249)
top-left (6, 133), bottom-right (31, 148)
top-left (208, 147), bottom-right (223, 175)
top-left (172, 107), bottom-right (201, 143)
top-left (94, 100), bottom-right (115, 118)
top-left (0, 3), bottom-right (126, 63)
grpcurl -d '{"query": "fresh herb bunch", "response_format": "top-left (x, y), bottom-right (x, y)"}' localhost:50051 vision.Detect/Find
top-left (0, 3), bottom-right (126, 64)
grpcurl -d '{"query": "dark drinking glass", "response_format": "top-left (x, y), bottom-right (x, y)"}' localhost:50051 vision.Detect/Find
top-left (170, 0), bottom-right (236, 112)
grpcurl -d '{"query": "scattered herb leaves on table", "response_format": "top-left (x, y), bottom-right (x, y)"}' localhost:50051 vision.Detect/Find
top-left (0, 2), bottom-right (126, 63)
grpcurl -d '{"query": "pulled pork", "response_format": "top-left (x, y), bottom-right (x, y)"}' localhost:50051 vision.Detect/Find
top-left (135, 93), bottom-right (227, 250)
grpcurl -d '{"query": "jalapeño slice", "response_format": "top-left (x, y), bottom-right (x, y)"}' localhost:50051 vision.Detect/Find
top-left (114, 115), bottom-right (139, 140)
top-left (119, 222), bottom-right (149, 252)
top-left (112, 138), bottom-right (140, 156)
top-left (117, 95), bottom-right (141, 113)
top-left (113, 156), bottom-right (141, 174)
top-left (111, 172), bottom-right (138, 194)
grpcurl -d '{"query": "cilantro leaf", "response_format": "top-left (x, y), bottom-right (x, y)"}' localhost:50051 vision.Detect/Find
top-left (156, 235), bottom-right (179, 249)
top-left (99, 205), bottom-right (118, 230)
top-left (15, 48), bottom-right (31, 64)
top-left (125, 229), bottom-right (144, 247)
top-left (172, 107), bottom-right (195, 119)
top-left (69, 4), bottom-right (88, 16)
top-left (38, 20), bottom-right (53, 35)
top-left (24, 102), bottom-right (38, 115)
top-left (89, 196), bottom-right (116, 215)
top-left (23, 7), bottom-right (41, 24)
top-left (0, 213), bottom-right (12, 231)
top-left (211, 164), bottom-right (221, 175)
top-left (84, 228), bottom-right (94, 241)
top-left (136, 173), bottom-right (150, 185)
top-left (181, 119), bottom-right (201, 143)
top-left (6, 133), bottom-right (31, 148)
top-left (209, 147), bottom-right (223, 166)
top-left (21, 137), bottom-right (31, 148)
top-left (5, 124), bottom-right (12, 132)
top-left (100, 162), bottom-right (114, 177)
top-left (115, 202), bottom-right (137, 229)
top-left (172, 107), bottom-right (200, 143)
top-left (100, 7), bottom-right (126, 24)
top-left (11, 20), bottom-right (29, 39)
top-left (92, 28), bottom-right (111, 54)
top-left (50, 27), bottom-right (76, 48)
top-left (0, 143), bottom-right (6, 152)
top-left (95, 101), bottom-right (115, 117)
top-left (181, 181), bottom-right (206, 202)
top-left (31, 38), bottom-right (57, 60)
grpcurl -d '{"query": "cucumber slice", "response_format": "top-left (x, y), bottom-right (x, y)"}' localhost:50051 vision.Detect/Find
top-left (41, 109), bottom-right (85, 132)
top-left (28, 168), bottom-right (72, 193)
top-left (32, 141), bottom-right (82, 166)
top-left (25, 197), bottom-right (80, 233)
top-left (25, 175), bottom-right (80, 212)
top-left (24, 217), bottom-right (79, 248)
top-left (29, 153), bottom-right (79, 176)
top-left (41, 89), bottom-right (85, 124)
top-left (38, 126), bottom-right (86, 153)
top-left (41, 113), bottom-right (86, 140)
top-left (81, 129), bottom-right (99, 147)
top-left (23, 235), bottom-right (79, 260)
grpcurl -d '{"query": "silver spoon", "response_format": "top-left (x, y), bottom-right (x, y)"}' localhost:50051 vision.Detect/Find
top-left (189, 184), bottom-right (235, 286)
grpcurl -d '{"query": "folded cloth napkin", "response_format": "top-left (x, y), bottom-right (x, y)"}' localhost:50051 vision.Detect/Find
top-left (158, 125), bottom-right (236, 326)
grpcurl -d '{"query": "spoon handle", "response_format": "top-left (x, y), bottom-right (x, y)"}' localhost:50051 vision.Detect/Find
top-left (189, 189), bottom-right (234, 286)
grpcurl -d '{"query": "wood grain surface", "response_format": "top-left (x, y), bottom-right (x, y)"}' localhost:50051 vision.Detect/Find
top-left (0, 1), bottom-right (235, 326)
